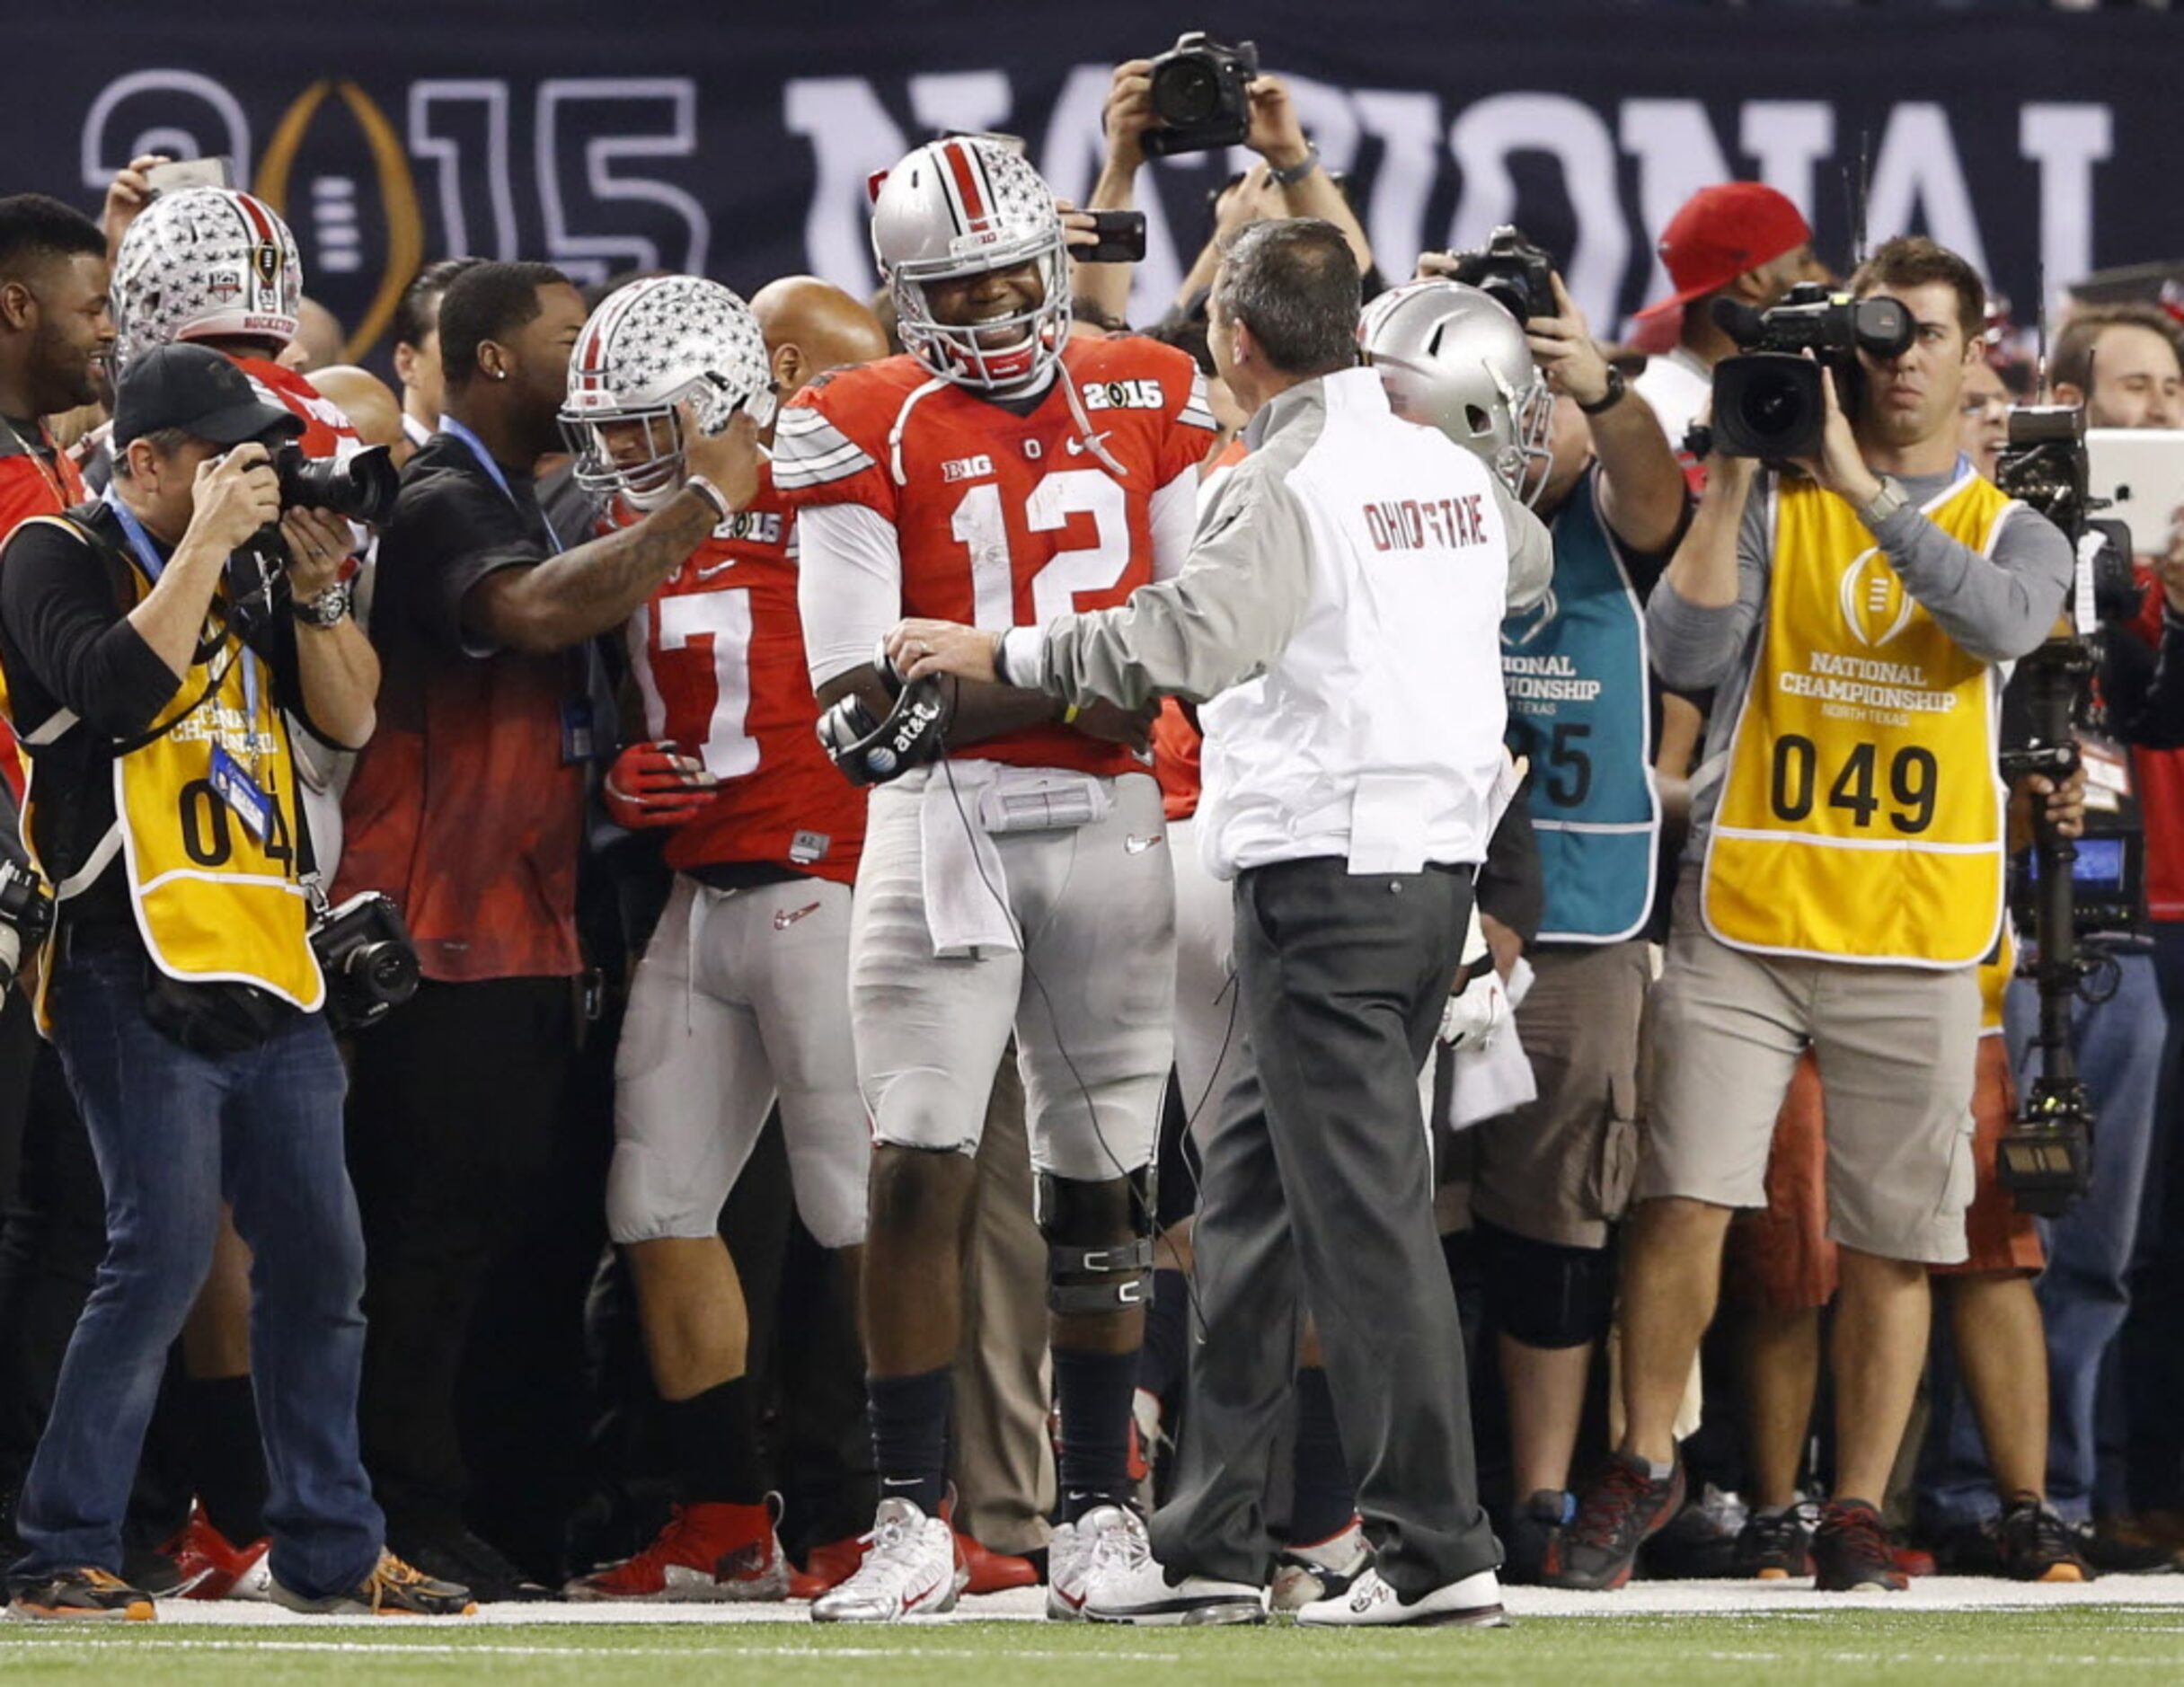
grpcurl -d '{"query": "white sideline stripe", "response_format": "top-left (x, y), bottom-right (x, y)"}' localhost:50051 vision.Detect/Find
top-left (0, 1638), bottom-right (1186, 1662)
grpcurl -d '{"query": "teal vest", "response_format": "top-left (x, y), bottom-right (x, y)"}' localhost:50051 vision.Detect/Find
top-left (1500, 465), bottom-right (1661, 942)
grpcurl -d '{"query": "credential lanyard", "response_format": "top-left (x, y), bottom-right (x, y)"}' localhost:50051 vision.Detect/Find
top-left (103, 487), bottom-right (263, 773)
top-left (440, 415), bottom-right (562, 554)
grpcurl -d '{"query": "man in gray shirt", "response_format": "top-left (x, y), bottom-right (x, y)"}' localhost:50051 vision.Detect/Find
top-left (1549, 236), bottom-right (2072, 1594)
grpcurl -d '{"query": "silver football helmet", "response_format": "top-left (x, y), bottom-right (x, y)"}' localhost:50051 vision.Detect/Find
top-left (111, 187), bottom-right (304, 378)
top-left (560, 276), bottom-right (775, 511)
top-left (869, 137), bottom-right (1068, 394)
top-left (1359, 279), bottom-right (1552, 505)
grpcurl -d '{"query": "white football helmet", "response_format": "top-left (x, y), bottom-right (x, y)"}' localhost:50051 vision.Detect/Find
top-left (111, 188), bottom-right (303, 378)
top-left (870, 137), bottom-right (1068, 393)
top-left (1359, 279), bottom-right (1553, 505)
top-left (560, 276), bottom-right (776, 511)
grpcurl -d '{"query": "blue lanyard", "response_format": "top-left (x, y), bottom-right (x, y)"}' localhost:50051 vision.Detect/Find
top-left (104, 487), bottom-right (263, 765)
top-left (440, 415), bottom-right (561, 554)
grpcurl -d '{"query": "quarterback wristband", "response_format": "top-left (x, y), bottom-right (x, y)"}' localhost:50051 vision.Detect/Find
top-left (1855, 475), bottom-right (1909, 532)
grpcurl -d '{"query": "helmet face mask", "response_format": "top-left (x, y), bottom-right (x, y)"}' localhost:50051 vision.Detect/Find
top-left (111, 188), bottom-right (303, 378)
top-left (871, 138), bottom-right (1070, 394)
top-left (559, 276), bottom-right (774, 512)
top-left (1360, 279), bottom-right (1555, 508)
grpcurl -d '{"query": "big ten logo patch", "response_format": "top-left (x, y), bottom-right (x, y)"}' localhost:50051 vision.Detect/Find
top-left (942, 454), bottom-right (995, 482)
top-left (1838, 549), bottom-right (1914, 648)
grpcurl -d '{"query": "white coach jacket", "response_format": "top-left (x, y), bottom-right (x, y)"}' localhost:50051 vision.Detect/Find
top-left (1007, 364), bottom-right (1551, 879)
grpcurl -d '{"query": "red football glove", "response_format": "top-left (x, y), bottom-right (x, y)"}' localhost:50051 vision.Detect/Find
top-left (604, 740), bottom-right (720, 830)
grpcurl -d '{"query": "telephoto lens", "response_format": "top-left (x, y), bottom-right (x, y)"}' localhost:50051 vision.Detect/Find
top-left (272, 442), bottom-right (400, 526)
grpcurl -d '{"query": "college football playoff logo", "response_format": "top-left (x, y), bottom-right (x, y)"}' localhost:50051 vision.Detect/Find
top-left (1838, 548), bottom-right (1913, 649)
top-left (1502, 587), bottom-right (1560, 649)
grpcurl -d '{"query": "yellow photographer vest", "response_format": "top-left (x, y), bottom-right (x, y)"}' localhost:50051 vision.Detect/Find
top-left (1703, 472), bottom-right (2017, 967)
top-left (13, 513), bottom-right (323, 1017)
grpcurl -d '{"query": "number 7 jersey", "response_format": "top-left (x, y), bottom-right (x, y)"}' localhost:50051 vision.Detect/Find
top-left (614, 473), bottom-right (866, 884)
top-left (773, 337), bottom-right (1216, 777)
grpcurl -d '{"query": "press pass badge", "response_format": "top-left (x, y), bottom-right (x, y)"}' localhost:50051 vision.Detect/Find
top-left (208, 743), bottom-right (273, 843)
top-left (561, 697), bottom-right (597, 765)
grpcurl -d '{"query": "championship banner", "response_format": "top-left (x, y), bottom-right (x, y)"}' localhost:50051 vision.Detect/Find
top-left (19, 4), bottom-right (2177, 366)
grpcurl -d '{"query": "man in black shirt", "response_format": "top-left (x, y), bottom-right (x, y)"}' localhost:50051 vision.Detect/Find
top-left (333, 261), bottom-right (761, 1594)
top-left (0, 344), bottom-right (471, 1620)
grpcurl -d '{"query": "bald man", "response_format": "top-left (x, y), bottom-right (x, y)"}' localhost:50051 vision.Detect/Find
top-left (308, 364), bottom-right (415, 469)
top-left (277, 296), bottom-right (348, 375)
top-left (750, 274), bottom-right (890, 398)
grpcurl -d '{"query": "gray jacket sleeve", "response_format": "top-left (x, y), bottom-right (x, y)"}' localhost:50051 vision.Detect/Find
top-left (1493, 477), bottom-right (1554, 612)
top-left (1020, 460), bottom-right (1314, 711)
top-left (1647, 485), bottom-right (1769, 692)
top-left (1870, 498), bottom-right (2072, 663)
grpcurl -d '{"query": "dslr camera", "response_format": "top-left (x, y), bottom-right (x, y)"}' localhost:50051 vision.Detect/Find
top-left (273, 442), bottom-right (400, 528)
top-left (1142, 32), bottom-right (1259, 158)
top-left (1709, 284), bottom-right (1915, 460)
top-left (0, 861), bottom-right (54, 994)
top-left (1447, 226), bottom-right (1556, 325)
top-left (310, 889), bottom-right (420, 1031)
top-left (1995, 405), bottom-right (2140, 624)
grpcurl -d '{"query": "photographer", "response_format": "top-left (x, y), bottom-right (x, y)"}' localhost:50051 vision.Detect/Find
top-left (1553, 236), bottom-right (2072, 1594)
top-left (0, 344), bottom-right (467, 1619)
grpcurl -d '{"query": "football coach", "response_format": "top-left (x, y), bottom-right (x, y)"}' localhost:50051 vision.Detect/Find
top-left (887, 216), bottom-right (1552, 1630)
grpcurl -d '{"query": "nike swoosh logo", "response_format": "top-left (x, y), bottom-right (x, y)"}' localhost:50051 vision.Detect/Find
top-left (774, 901), bottom-right (822, 931)
top-left (1125, 834), bottom-right (1163, 855)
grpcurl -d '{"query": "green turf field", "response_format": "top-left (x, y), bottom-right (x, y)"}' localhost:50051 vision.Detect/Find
top-left (5, 1606), bottom-right (2184, 1685)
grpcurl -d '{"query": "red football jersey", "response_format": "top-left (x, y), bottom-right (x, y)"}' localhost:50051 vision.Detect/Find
top-left (230, 355), bottom-right (362, 464)
top-left (615, 473), bottom-right (865, 884)
top-left (775, 336), bottom-right (1215, 777)
top-left (0, 426), bottom-right (89, 802)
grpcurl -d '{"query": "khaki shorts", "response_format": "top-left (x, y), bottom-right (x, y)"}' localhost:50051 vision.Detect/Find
top-left (1643, 874), bottom-right (1977, 1266)
top-left (1471, 940), bottom-right (1649, 1250)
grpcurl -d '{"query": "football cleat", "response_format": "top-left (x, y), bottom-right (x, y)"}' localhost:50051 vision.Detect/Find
top-left (566, 1500), bottom-right (791, 1603)
top-left (809, 1498), bottom-right (964, 1623)
top-left (1048, 1505), bottom-right (1147, 1621)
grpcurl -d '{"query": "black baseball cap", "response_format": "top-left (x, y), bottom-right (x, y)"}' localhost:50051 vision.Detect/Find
top-left (112, 343), bottom-right (304, 450)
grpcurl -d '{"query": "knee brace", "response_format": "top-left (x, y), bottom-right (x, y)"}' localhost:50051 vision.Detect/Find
top-left (1479, 1218), bottom-right (1615, 1350)
top-left (1035, 1167), bottom-right (1155, 1316)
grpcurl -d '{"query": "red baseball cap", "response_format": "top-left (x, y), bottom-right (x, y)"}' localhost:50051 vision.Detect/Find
top-left (1633, 182), bottom-right (1814, 323)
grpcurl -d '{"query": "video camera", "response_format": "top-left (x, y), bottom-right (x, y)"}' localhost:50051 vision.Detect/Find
top-left (0, 861), bottom-right (54, 995)
top-left (1991, 399), bottom-right (2142, 1217)
top-left (1141, 32), bottom-right (1260, 159)
top-left (1708, 284), bottom-right (1915, 459)
top-left (1446, 225), bottom-right (1556, 326)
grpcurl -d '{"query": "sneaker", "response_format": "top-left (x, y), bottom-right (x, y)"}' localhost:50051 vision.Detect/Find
top-left (269, 1549), bottom-right (475, 1616)
top-left (566, 1500), bottom-right (791, 1602)
top-left (2078, 1520), bottom-right (2180, 1575)
top-left (5, 1567), bottom-right (155, 1621)
top-left (1082, 1540), bottom-right (1264, 1627)
top-left (794, 1532), bottom-right (868, 1596)
top-left (1541, 1453), bottom-right (1686, 1590)
top-left (957, 1528), bottom-right (1038, 1594)
top-left (1733, 1503), bottom-right (1816, 1581)
top-left (1049, 1505), bottom-right (1146, 1621)
top-left (396, 1530), bottom-right (553, 1604)
top-left (1500, 1490), bottom-right (1571, 1586)
top-left (1812, 1499), bottom-right (1907, 1593)
top-left (1269, 1516), bottom-right (1371, 1611)
top-left (165, 1503), bottom-right (272, 1602)
top-left (1641, 1483), bottom-right (1748, 1580)
top-left (1997, 1495), bottom-right (2093, 1585)
top-left (1296, 1564), bottom-right (1507, 1629)
top-left (809, 1498), bottom-right (964, 1623)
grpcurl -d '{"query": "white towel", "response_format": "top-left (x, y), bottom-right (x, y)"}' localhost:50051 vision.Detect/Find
top-left (1446, 957), bottom-right (1537, 1130)
top-left (919, 761), bottom-right (1019, 958)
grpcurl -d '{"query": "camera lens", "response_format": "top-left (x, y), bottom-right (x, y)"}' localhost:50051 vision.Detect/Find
top-left (349, 941), bottom-right (420, 1006)
top-left (1738, 378), bottom-right (1808, 444)
top-left (1152, 59), bottom-right (1222, 126)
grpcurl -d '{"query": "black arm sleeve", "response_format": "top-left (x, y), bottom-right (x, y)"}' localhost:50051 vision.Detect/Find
top-left (0, 521), bottom-right (181, 738)
top-left (1475, 782), bottom-right (1543, 948)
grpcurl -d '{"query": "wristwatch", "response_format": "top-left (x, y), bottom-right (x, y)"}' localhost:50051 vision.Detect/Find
top-left (290, 578), bottom-right (352, 629)
top-left (1577, 366), bottom-right (1628, 417)
top-left (1267, 142), bottom-right (1321, 188)
top-left (1856, 476), bottom-right (1910, 531)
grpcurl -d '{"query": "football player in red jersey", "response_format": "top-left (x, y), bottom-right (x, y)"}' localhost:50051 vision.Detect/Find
top-left (554, 274), bottom-right (889, 1602)
top-left (774, 137), bottom-right (1216, 1623)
